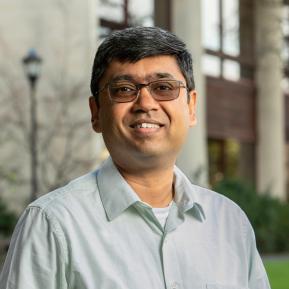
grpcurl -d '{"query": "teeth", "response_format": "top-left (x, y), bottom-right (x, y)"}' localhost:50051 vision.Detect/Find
top-left (135, 123), bottom-right (160, 129)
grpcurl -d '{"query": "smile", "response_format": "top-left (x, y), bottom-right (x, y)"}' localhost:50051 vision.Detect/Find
top-left (130, 119), bottom-right (164, 130)
top-left (134, 123), bottom-right (161, 129)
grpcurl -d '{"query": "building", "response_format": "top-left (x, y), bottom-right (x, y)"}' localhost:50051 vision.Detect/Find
top-left (0, 0), bottom-right (288, 213)
top-left (0, 0), bottom-right (99, 211)
top-left (99, 0), bottom-right (289, 200)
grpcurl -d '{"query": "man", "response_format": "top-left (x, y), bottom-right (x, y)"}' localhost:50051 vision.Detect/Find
top-left (0, 27), bottom-right (270, 289)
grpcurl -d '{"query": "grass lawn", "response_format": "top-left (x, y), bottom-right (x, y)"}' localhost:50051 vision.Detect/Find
top-left (264, 258), bottom-right (289, 289)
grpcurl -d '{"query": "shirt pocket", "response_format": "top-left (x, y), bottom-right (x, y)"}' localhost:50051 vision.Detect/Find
top-left (206, 285), bottom-right (248, 289)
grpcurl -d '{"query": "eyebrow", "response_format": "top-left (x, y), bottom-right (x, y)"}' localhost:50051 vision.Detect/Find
top-left (111, 75), bottom-right (134, 82)
top-left (110, 73), bottom-right (176, 83)
top-left (153, 73), bottom-right (175, 80)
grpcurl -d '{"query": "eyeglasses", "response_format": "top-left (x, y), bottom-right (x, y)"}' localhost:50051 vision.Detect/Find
top-left (97, 79), bottom-right (187, 103)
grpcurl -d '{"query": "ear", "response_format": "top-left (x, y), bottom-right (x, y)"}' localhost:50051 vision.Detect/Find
top-left (188, 90), bottom-right (197, 127)
top-left (89, 96), bottom-right (102, 133)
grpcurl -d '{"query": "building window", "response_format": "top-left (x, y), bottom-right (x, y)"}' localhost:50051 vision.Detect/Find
top-left (208, 139), bottom-right (240, 185)
top-left (98, 0), bottom-right (154, 39)
top-left (202, 0), bottom-right (242, 81)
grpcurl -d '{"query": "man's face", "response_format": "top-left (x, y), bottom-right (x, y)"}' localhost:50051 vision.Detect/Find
top-left (89, 55), bottom-right (197, 167)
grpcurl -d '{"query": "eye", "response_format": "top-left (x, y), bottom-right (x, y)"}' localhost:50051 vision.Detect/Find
top-left (110, 82), bottom-right (137, 94)
top-left (118, 86), bottom-right (134, 92)
top-left (152, 81), bottom-right (176, 91)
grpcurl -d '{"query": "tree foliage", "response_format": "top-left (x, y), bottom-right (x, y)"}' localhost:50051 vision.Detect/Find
top-left (214, 178), bottom-right (289, 253)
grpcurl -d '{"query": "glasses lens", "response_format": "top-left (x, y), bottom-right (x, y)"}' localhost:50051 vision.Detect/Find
top-left (109, 82), bottom-right (137, 102)
top-left (107, 80), bottom-right (183, 103)
top-left (149, 80), bottom-right (180, 101)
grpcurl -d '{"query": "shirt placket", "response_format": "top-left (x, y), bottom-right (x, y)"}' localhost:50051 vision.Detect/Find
top-left (161, 203), bottom-right (184, 289)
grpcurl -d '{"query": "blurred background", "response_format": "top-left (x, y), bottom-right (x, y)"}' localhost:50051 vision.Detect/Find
top-left (0, 0), bottom-right (288, 287)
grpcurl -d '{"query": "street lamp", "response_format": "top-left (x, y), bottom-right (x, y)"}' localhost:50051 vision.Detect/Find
top-left (22, 49), bottom-right (42, 202)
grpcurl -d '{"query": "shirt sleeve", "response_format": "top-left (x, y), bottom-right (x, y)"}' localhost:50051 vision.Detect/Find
top-left (0, 206), bottom-right (68, 289)
top-left (242, 213), bottom-right (271, 289)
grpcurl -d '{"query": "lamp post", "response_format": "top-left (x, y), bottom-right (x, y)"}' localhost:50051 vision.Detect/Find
top-left (22, 49), bottom-right (42, 202)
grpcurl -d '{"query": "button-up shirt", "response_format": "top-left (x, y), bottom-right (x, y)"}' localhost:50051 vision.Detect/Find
top-left (0, 157), bottom-right (271, 289)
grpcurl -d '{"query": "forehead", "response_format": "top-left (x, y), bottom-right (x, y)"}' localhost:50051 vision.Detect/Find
top-left (100, 55), bottom-right (185, 84)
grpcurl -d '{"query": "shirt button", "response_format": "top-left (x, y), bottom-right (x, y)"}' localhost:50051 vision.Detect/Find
top-left (171, 281), bottom-right (179, 289)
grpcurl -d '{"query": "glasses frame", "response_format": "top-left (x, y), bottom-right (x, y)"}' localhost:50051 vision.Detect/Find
top-left (96, 79), bottom-right (187, 103)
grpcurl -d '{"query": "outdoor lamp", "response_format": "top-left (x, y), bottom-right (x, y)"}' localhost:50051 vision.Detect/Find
top-left (22, 49), bottom-right (42, 87)
top-left (22, 48), bottom-right (42, 202)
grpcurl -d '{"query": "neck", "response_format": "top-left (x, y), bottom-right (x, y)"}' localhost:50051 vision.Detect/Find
top-left (116, 162), bottom-right (175, 208)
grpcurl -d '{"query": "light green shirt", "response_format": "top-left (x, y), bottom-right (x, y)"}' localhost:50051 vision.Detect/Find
top-left (0, 157), bottom-right (271, 289)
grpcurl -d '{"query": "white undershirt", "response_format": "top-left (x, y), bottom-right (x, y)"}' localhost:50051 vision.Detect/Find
top-left (152, 202), bottom-right (172, 228)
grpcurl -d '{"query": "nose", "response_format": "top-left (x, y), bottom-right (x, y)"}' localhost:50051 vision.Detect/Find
top-left (131, 86), bottom-right (159, 112)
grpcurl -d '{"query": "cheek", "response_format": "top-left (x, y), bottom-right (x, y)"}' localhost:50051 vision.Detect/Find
top-left (172, 110), bottom-right (192, 141)
top-left (171, 103), bottom-right (191, 126)
top-left (100, 105), bottom-right (128, 132)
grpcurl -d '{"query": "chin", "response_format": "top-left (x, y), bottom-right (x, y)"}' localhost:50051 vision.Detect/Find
top-left (134, 147), bottom-right (174, 160)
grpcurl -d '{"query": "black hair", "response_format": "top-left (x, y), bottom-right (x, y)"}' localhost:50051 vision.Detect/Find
top-left (90, 26), bottom-right (195, 101)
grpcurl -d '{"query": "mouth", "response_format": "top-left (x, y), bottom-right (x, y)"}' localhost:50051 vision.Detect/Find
top-left (129, 120), bottom-right (165, 135)
top-left (133, 123), bottom-right (161, 129)
top-left (130, 120), bottom-right (164, 128)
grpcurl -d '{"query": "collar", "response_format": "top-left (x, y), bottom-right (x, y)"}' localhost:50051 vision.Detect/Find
top-left (173, 166), bottom-right (206, 221)
top-left (96, 157), bottom-right (206, 222)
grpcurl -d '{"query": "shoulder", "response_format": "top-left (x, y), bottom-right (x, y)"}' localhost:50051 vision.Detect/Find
top-left (175, 166), bottom-right (246, 220)
top-left (26, 170), bottom-right (103, 223)
top-left (193, 182), bottom-right (247, 216)
top-left (31, 171), bottom-right (98, 206)
top-left (190, 182), bottom-right (252, 234)
top-left (192, 183), bottom-right (242, 211)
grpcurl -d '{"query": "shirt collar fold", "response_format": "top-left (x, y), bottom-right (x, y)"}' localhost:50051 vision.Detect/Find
top-left (96, 157), bottom-right (140, 221)
top-left (173, 166), bottom-right (206, 222)
top-left (96, 157), bottom-right (206, 222)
